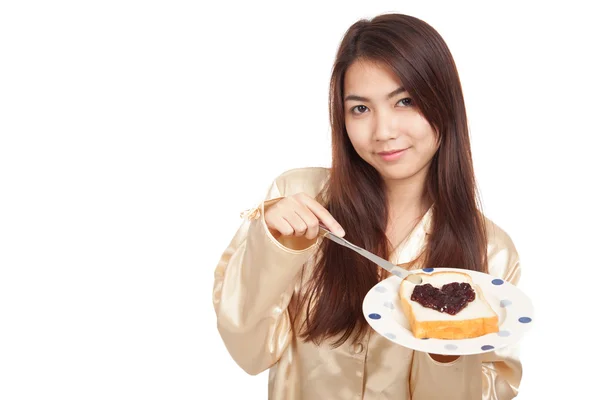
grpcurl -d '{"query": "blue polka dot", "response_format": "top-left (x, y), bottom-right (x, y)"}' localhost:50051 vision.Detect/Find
top-left (385, 333), bottom-right (396, 340)
top-left (481, 345), bottom-right (494, 351)
top-left (375, 286), bottom-right (387, 293)
top-left (368, 313), bottom-right (381, 320)
top-left (383, 301), bottom-right (395, 310)
top-left (423, 268), bottom-right (434, 272)
top-left (518, 317), bottom-right (532, 323)
top-left (500, 299), bottom-right (512, 308)
top-left (492, 279), bottom-right (504, 285)
top-left (498, 330), bottom-right (511, 337)
top-left (444, 344), bottom-right (457, 351)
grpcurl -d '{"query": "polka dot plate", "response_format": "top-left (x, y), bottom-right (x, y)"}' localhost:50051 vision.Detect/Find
top-left (362, 267), bottom-right (534, 355)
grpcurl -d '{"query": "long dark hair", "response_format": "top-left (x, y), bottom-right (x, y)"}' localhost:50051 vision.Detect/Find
top-left (295, 13), bottom-right (488, 347)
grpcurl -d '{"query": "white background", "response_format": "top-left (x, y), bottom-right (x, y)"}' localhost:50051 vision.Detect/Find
top-left (1, 1), bottom-right (598, 399)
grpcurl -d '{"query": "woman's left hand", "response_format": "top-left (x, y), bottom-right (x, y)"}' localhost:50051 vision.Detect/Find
top-left (428, 353), bottom-right (460, 363)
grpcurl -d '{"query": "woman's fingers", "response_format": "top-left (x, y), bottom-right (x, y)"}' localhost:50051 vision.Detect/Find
top-left (297, 194), bottom-right (345, 237)
top-left (264, 192), bottom-right (345, 240)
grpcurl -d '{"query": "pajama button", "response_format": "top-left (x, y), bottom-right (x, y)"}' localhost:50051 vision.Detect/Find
top-left (353, 343), bottom-right (364, 354)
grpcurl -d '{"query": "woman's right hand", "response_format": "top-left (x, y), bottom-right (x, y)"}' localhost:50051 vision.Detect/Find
top-left (264, 193), bottom-right (345, 240)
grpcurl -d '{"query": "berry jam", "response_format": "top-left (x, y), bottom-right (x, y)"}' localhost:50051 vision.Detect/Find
top-left (410, 282), bottom-right (476, 315)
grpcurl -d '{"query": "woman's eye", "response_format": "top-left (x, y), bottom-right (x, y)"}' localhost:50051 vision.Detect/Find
top-left (397, 98), bottom-right (413, 107)
top-left (351, 105), bottom-right (369, 114)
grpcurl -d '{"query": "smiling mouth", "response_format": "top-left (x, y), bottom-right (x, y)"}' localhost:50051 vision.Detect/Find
top-left (377, 148), bottom-right (409, 162)
top-left (378, 148), bottom-right (408, 155)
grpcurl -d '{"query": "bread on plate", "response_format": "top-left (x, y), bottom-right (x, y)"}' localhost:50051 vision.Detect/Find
top-left (399, 271), bottom-right (498, 339)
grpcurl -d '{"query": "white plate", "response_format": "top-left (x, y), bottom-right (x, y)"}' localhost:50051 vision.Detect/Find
top-left (362, 267), bottom-right (534, 355)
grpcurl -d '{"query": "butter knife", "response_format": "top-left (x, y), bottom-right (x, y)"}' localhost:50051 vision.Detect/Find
top-left (319, 225), bottom-right (423, 284)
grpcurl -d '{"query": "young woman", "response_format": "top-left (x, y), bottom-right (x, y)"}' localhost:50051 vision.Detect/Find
top-left (213, 13), bottom-right (522, 400)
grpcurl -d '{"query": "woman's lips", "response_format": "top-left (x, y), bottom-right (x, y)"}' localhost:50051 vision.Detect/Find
top-left (378, 148), bottom-right (408, 161)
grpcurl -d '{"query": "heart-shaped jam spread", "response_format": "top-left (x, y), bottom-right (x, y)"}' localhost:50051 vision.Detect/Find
top-left (411, 282), bottom-right (476, 315)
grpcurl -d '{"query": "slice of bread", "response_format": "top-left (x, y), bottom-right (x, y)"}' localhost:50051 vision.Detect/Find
top-left (399, 271), bottom-right (498, 339)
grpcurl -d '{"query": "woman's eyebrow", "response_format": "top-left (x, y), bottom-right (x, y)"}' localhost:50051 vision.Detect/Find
top-left (344, 87), bottom-right (406, 102)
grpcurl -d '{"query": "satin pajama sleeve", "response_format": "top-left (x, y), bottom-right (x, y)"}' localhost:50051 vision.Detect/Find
top-left (212, 178), bottom-right (319, 375)
top-left (480, 235), bottom-right (522, 400)
top-left (410, 226), bottom-right (523, 400)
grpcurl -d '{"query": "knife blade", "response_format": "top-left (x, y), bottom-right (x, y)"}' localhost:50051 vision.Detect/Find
top-left (319, 225), bottom-right (423, 284)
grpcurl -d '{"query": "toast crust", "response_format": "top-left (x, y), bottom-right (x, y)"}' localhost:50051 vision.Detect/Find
top-left (400, 272), bottom-right (499, 339)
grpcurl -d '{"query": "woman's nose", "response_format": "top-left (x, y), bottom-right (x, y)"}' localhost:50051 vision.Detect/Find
top-left (373, 109), bottom-right (399, 141)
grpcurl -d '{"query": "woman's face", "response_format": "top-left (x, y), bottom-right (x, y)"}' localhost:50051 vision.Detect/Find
top-left (343, 59), bottom-right (440, 183)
